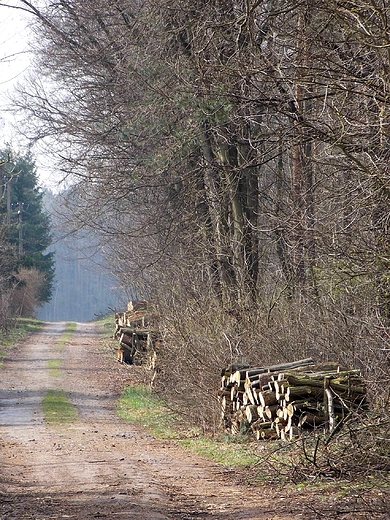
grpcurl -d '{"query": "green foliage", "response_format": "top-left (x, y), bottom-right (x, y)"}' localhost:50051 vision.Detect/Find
top-left (0, 225), bottom-right (19, 329)
top-left (0, 228), bottom-right (18, 286)
top-left (0, 149), bottom-right (55, 306)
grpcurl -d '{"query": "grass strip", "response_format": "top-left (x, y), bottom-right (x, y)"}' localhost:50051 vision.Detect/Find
top-left (42, 389), bottom-right (78, 424)
top-left (0, 318), bottom-right (43, 346)
top-left (47, 359), bottom-right (61, 377)
top-left (57, 322), bottom-right (77, 349)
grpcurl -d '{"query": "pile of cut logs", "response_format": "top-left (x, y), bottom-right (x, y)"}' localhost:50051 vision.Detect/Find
top-left (219, 358), bottom-right (367, 441)
top-left (113, 301), bottom-right (160, 367)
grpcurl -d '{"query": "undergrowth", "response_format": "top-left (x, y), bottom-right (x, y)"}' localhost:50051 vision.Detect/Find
top-left (0, 317), bottom-right (44, 346)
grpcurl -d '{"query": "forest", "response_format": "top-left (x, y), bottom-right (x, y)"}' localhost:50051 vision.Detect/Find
top-left (7, 0), bottom-right (390, 429)
top-left (38, 190), bottom-right (126, 322)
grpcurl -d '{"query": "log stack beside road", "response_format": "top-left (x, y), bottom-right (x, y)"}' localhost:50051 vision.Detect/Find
top-left (219, 358), bottom-right (366, 441)
top-left (113, 301), bottom-right (160, 368)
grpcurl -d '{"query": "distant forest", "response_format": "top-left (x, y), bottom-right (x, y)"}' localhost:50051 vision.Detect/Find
top-left (38, 191), bottom-right (125, 322)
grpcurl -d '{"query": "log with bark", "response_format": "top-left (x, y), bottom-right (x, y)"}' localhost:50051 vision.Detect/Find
top-left (219, 358), bottom-right (367, 441)
top-left (113, 305), bottom-right (161, 368)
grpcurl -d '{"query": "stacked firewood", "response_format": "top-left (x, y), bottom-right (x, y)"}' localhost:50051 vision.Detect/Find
top-left (219, 358), bottom-right (367, 441)
top-left (113, 300), bottom-right (150, 338)
top-left (113, 301), bottom-right (161, 367)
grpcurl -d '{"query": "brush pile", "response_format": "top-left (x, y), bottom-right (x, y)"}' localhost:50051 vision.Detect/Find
top-left (219, 358), bottom-right (367, 441)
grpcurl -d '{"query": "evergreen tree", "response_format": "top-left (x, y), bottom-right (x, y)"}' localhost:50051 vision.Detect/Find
top-left (0, 223), bottom-right (18, 329)
top-left (0, 150), bottom-right (55, 305)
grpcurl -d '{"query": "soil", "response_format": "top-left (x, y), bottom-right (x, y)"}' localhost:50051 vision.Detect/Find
top-left (0, 322), bottom-right (388, 519)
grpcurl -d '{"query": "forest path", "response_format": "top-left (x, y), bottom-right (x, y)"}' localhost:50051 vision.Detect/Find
top-left (0, 322), bottom-right (297, 519)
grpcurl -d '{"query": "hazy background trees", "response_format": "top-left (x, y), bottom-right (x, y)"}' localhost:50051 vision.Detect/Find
top-left (11, 0), bottom-right (390, 428)
top-left (38, 190), bottom-right (126, 322)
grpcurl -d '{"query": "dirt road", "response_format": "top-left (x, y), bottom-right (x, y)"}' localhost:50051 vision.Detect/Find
top-left (0, 322), bottom-right (300, 519)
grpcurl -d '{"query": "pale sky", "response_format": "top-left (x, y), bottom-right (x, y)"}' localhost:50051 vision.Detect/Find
top-left (0, 2), bottom-right (31, 144)
top-left (0, 1), bottom-right (60, 190)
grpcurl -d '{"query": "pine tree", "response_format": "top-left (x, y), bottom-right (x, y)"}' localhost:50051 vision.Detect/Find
top-left (0, 150), bottom-right (55, 307)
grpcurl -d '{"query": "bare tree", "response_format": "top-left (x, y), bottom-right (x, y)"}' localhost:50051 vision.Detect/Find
top-left (10, 0), bottom-right (390, 424)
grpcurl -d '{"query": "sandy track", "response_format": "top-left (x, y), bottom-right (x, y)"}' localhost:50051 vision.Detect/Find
top-left (0, 322), bottom-right (296, 520)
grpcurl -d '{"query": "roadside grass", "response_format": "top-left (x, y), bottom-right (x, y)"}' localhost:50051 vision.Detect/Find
top-left (47, 359), bottom-right (61, 377)
top-left (95, 314), bottom-right (119, 357)
top-left (42, 390), bottom-right (78, 424)
top-left (56, 322), bottom-right (77, 349)
top-left (101, 316), bottom-right (241, 464)
top-left (117, 385), bottom-right (178, 439)
top-left (104, 320), bottom-right (390, 513)
top-left (117, 384), bottom-right (257, 466)
top-left (180, 435), bottom-right (258, 466)
top-left (0, 317), bottom-right (44, 346)
top-left (0, 317), bottom-right (44, 367)
top-left (95, 314), bottom-right (114, 333)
